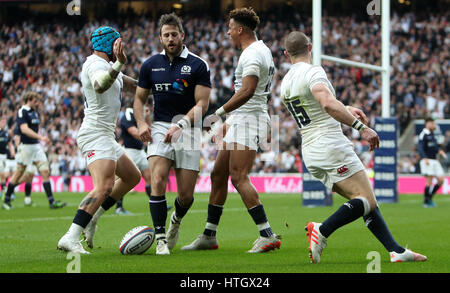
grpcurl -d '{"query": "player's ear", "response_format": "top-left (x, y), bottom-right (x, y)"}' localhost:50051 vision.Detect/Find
top-left (308, 43), bottom-right (313, 52)
top-left (284, 50), bottom-right (289, 58)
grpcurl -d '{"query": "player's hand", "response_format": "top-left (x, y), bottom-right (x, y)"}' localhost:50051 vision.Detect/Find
top-left (114, 38), bottom-right (127, 64)
top-left (424, 158), bottom-right (430, 165)
top-left (164, 125), bottom-right (183, 144)
top-left (360, 127), bottom-right (380, 151)
top-left (347, 106), bottom-right (369, 125)
top-left (212, 122), bottom-right (229, 145)
top-left (40, 135), bottom-right (50, 145)
top-left (138, 123), bottom-right (152, 143)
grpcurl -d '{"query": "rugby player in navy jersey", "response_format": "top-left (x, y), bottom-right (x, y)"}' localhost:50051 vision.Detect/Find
top-left (418, 117), bottom-right (446, 207)
top-left (134, 13), bottom-right (211, 255)
top-left (2, 92), bottom-right (66, 210)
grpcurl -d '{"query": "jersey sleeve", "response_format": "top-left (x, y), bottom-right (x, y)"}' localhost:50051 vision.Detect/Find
top-left (417, 131), bottom-right (427, 158)
top-left (86, 60), bottom-right (110, 87)
top-left (137, 60), bottom-right (152, 89)
top-left (307, 66), bottom-right (330, 91)
top-left (120, 109), bottom-right (136, 130)
top-left (241, 49), bottom-right (262, 78)
top-left (194, 60), bottom-right (211, 88)
top-left (17, 108), bottom-right (29, 127)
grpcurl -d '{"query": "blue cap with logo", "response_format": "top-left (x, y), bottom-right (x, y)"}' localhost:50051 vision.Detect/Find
top-left (91, 26), bottom-right (120, 56)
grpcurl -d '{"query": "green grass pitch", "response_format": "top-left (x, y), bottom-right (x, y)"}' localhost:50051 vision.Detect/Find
top-left (0, 191), bottom-right (449, 273)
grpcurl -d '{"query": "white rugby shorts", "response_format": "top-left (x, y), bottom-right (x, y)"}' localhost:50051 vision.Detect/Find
top-left (420, 159), bottom-right (444, 177)
top-left (15, 143), bottom-right (48, 166)
top-left (0, 154), bottom-right (6, 173)
top-left (147, 121), bottom-right (201, 171)
top-left (124, 147), bottom-right (149, 171)
top-left (302, 133), bottom-right (365, 190)
top-left (77, 130), bottom-right (124, 166)
top-left (223, 113), bottom-right (270, 151)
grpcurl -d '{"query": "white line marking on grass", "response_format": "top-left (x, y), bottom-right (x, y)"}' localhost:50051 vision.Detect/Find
top-left (0, 208), bottom-right (246, 223)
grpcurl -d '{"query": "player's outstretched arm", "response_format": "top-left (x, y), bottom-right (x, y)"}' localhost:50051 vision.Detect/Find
top-left (311, 83), bottom-right (379, 151)
top-left (215, 75), bottom-right (258, 116)
top-left (123, 75), bottom-right (138, 94)
top-left (163, 84), bottom-right (210, 143)
top-left (133, 86), bottom-right (152, 142)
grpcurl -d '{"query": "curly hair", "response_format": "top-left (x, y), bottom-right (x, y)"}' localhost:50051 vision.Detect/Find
top-left (158, 12), bottom-right (184, 35)
top-left (228, 7), bottom-right (260, 31)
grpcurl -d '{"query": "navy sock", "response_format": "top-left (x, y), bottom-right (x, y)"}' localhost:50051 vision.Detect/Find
top-left (149, 195), bottom-right (167, 234)
top-left (363, 207), bottom-right (405, 253)
top-left (145, 184), bottom-right (152, 198)
top-left (4, 182), bottom-right (16, 203)
top-left (73, 209), bottom-right (93, 228)
top-left (115, 199), bottom-right (123, 208)
top-left (424, 185), bottom-right (431, 203)
top-left (430, 184), bottom-right (441, 197)
top-left (42, 181), bottom-right (54, 204)
top-left (203, 204), bottom-right (223, 237)
top-left (248, 204), bottom-right (274, 237)
top-left (319, 198), bottom-right (365, 238)
top-left (25, 182), bottom-right (32, 197)
top-left (101, 195), bottom-right (117, 211)
top-left (174, 197), bottom-right (193, 219)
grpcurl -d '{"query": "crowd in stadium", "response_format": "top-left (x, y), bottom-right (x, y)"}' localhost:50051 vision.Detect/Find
top-left (0, 9), bottom-right (449, 177)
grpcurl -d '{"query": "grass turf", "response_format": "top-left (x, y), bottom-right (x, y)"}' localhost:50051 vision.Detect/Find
top-left (0, 191), bottom-right (449, 273)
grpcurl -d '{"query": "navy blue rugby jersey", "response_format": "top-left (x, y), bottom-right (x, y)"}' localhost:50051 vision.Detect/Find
top-left (418, 128), bottom-right (440, 160)
top-left (138, 46), bottom-right (211, 123)
top-left (120, 108), bottom-right (144, 150)
top-left (17, 105), bottom-right (40, 144)
top-left (0, 128), bottom-right (9, 155)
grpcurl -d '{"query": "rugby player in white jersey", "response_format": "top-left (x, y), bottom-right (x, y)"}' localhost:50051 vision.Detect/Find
top-left (182, 7), bottom-right (281, 253)
top-left (57, 27), bottom-right (141, 254)
top-left (280, 31), bottom-right (426, 263)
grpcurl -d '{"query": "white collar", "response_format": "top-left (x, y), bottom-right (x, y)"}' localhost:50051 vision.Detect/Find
top-left (22, 105), bottom-right (31, 111)
top-left (161, 45), bottom-right (189, 59)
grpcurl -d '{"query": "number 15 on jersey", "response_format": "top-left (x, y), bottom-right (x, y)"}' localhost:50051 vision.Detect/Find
top-left (285, 97), bottom-right (311, 128)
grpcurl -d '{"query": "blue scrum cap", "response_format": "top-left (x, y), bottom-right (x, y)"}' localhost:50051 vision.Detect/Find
top-left (91, 26), bottom-right (120, 56)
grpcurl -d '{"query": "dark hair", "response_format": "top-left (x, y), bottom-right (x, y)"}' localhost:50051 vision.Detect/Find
top-left (425, 117), bottom-right (435, 123)
top-left (159, 13), bottom-right (184, 35)
top-left (284, 31), bottom-right (311, 58)
top-left (228, 7), bottom-right (260, 31)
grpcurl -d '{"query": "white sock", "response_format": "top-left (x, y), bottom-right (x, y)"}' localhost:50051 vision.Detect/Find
top-left (67, 223), bottom-right (84, 240)
top-left (93, 206), bottom-right (105, 221)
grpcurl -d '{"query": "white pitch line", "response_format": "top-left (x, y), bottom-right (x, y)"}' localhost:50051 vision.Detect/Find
top-left (0, 207), bottom-right (247, 224)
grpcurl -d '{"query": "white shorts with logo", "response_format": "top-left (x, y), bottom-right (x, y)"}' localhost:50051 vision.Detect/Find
top-left (124, 147), bottom-right (149, 171)
top-left (420, 159), bottom-right (444, 177)
top-left (302, 133), bottom-right (365, 190)
top-left (16, 143), bottom-right (48, 166)
top-left (223, 112), bottom-right (270, 151)
top-left (148, 121), bottom-right (201, 171)
top-left (77, 130), bottom-right (125, 166)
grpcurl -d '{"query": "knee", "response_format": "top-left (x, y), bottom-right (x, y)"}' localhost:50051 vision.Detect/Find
top-left (229, 169), bottom-right (246, 189)
top-left (131, 172), bottom-right (141, 187)
top-left (151, 173), bottom-right (167, 189)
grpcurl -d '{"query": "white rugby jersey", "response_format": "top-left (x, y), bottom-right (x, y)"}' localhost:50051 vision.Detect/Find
top-left (280, 62), bottom-right (342, 147)
top-left (232, 40), bottom-right (275, 115)
top-left (80, 54), bottom-right (123, 136)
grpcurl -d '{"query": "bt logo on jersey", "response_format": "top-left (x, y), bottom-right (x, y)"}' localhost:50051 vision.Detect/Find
top-left (154, 83), bottom-right (172, 91)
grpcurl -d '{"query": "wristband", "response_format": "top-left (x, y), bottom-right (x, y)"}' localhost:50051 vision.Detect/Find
top-left (215, 106), bottom-right (226, 117)
top-left (351, 119), bottom-right (366, 132)
top-left (176, 117), bottom-right (190, 129)
top-left (111, 60), bottom-right (124, 72)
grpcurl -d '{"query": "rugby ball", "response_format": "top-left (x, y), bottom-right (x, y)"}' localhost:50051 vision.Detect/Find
top-left (119, 226), bottom-right (155, 255)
